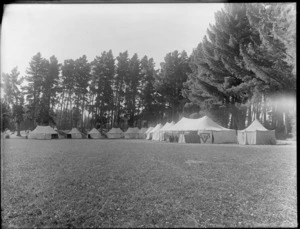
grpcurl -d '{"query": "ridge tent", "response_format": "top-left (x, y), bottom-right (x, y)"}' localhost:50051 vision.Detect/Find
top-left (167, 116), bottom-right (237, 144)
top-left (88, 128), bottom-right (104, 139)
top-left (67, 128), bottom-right (83, 139)
top-left (151, 124), bottom-right (163, 141)
top-left (146, 124), bottom-right (161, 140)
top-left (145, 127), bottom-right (154, 140)
top-left (28, 126), bottom-right (59, 140)
top-left (124, 127), bottom-right (140, 139)
top-left (138, 127), bottom-right (148, 139)
top-left (159, 121), bottom-right (175, 141)
top-left (238, 119), bottom-right (276, 145)
top-left (107, 127), bottom-right (124, 139)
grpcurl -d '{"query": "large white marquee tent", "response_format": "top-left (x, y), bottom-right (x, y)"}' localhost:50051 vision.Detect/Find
top-left (167, 116), bottom-right (237, 144)
top-left (237, 119), bottom-right (276, 145)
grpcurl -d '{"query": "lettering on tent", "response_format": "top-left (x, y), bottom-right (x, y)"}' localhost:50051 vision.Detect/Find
top-left (199, 133), bottom-right (210, 143)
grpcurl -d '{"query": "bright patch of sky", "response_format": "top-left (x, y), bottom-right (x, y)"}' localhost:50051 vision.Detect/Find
top-left (1, 3), bottom-right (224, 77)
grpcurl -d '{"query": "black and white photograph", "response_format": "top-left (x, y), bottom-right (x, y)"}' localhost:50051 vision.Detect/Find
top-left (1, 1), bottom-right (297, 228)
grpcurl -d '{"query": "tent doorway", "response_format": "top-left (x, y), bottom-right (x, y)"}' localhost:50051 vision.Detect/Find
top-left (67, 134), bottom-right (72, 139)
top-left (51, 134), bottom-right (59, 139)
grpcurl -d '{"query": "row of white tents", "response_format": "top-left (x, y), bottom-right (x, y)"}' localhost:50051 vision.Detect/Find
top-left (24, 116), bottom-right (276, 145)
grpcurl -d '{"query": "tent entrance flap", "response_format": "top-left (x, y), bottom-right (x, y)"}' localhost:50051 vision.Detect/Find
top-left (67, 134), bottom-right (72, 139)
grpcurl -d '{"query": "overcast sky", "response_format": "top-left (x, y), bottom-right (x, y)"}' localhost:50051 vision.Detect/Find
top-left (1, 3), bottom-right (224, 76)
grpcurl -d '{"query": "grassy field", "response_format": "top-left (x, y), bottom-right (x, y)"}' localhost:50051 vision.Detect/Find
top-left (1, 138), bottom-right (297, 228)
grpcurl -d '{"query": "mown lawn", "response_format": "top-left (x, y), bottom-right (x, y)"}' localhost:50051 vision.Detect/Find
top-left (1, 139), bottom-right (297, 228)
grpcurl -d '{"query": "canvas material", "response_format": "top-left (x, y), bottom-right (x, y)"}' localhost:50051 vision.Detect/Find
top-left (28, 126), bottom-right (58, 139)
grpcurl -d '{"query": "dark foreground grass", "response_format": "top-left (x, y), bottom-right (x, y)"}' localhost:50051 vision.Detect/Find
top-left (1, 139), bottom-right (297, 228)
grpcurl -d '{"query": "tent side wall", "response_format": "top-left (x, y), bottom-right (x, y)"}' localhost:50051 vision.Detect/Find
top-left (237, 131), bottom-right (247, 145)
top-left (212, 130), bottom-right (237, 144)
top-left (198, 130), bottom-right (213, 144)
top-left (256, 130), bottom-right (276, 145)
top-left (107, 133), bottom-right (124, 139)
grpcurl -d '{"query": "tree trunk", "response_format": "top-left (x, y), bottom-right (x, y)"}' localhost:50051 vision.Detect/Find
top-left (16, 121), bottom-right (21, 136)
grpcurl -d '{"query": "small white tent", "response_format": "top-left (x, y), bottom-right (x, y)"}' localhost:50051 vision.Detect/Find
top-left (238, 119), bottom-right (276, 145)
top-left (144, 127), bottom-right (154, 140)
top-left (159, 121), bottom-right (175, 141)
top-left (67, 128), bottom-right (83, 139)
top-left (88, 128), bottom-right (104, 139)
top-left (107, 127), bottom-right (124, 139)
top-left (138, 127), bottom-right (148, 139)
top-left (146, 124), bottom-right (161, 140)
top-left (28, 126), bottom-right (59, 140)
top-left (124, 127), bottom-right (140, 139)
top-left (150, 124), bottom-right (163, 141)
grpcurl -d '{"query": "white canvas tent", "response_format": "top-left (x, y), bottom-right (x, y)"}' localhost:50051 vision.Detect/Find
top-left (146, 124), bottom-right (162, 140)
top-left (138, 127), bottom-right (148, 139)
top-left (124, 127), bottom-right (140, 139)
top-left (28, 126), bottom-right (59, 140)
top-left (150, 124), bottom-right (163, 141)
top-left (159, 121), bottom-right (175, 141)
top-left (144, 127), bottom-right (154, 140)
top-left (107, 127), bottom-right (124, 139)
top-left (237, 119), bottom-right (276, 145)
top-left (88, 128), bottom-right (104, 139)
top-left (67, 128), bottom-right (83, 139)
top-left (167, 116), bottom-right (237, 144)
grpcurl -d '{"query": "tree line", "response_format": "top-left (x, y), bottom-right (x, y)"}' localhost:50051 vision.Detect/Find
top-left (1, 3), bottom-right (296, 139)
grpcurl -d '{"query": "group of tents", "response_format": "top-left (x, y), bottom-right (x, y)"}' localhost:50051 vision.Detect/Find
top-left (22, 116), bottom-right (276, 145)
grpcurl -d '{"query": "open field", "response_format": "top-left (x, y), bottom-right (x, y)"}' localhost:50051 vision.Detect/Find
top-left (1, 139), bottom-right (297, 228)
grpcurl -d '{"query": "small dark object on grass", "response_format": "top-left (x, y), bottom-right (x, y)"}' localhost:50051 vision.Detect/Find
top-left (5, 135), bottom-right (10, 139)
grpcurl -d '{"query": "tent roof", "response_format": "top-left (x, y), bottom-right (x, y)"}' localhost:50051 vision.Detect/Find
top-left (88, 128), bottom-right (100, 134)
top-left (244, 119), bottom-right (268, 131)
top-left (31, 126), bottom-right (58, 134)
top-left (138, 127), bottom-right (148, 133)
top-left (125, 127), bottom-right (140, 133)
top-left (107, 127), bottom-right (124, 134)
top-left (68, 128), bottom-right (82, 134)
top-left (160, 122), bottom-right (172, 131)
top-left (168, 116), bottom-right (227, 131)
top-left (150, 123), bottom-right (163, 133)
top-left (145, 127), bottom-right (154, 134)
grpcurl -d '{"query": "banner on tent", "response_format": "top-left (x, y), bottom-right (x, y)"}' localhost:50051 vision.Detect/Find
top-left (198, 130), bottom-right (213, 144)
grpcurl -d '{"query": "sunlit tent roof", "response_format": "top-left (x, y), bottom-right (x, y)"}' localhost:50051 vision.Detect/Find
top-left (238, 119), bottom-right (276, 145)
top-left (28, 126), bottom-right (59, 140)
top-left (149, 123), bottom-right (163, 133)
top-left (145, 127), bottom-right (154, 134)
top-left (244, 119), bottom-right (268, 131)
top-left (167, 116), bottom-right (226, 132)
